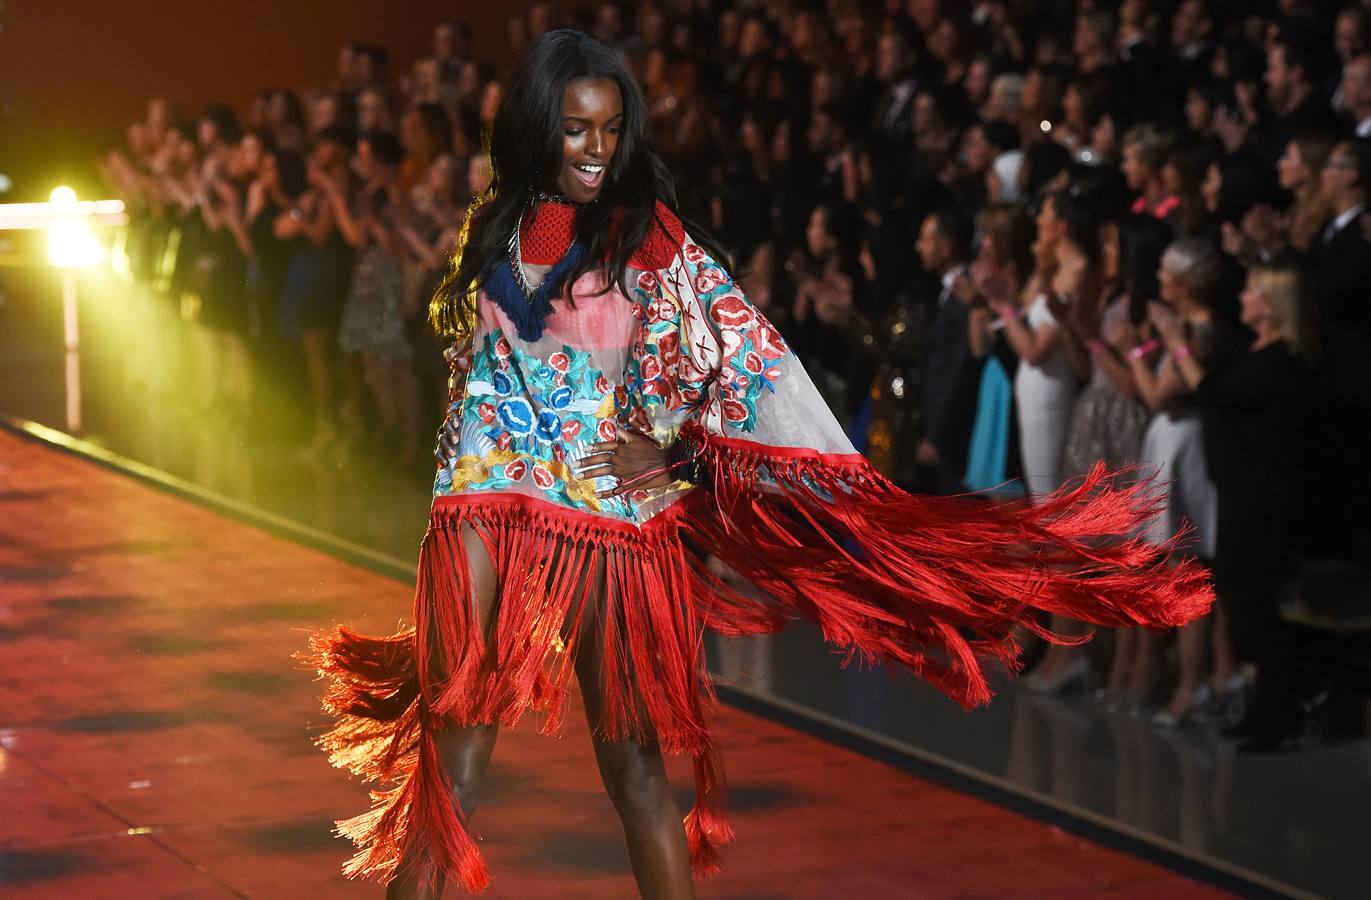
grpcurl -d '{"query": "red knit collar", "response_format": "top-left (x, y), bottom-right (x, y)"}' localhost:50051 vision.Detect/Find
top-left (518, 197), bottom-right (579, 266)
top-left (516, 196), bottom-right (686, 270)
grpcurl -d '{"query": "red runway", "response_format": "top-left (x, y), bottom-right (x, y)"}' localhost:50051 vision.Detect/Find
top-left (0, 429), bottom-right (1226, 898)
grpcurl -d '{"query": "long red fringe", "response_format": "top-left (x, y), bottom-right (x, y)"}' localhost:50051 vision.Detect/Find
top-left (307, 424), bottom-right (1213, 892)
top-left (678, 421), bottom-right (1214, 708)
top-left (308, 493), bottom-right (756, 891)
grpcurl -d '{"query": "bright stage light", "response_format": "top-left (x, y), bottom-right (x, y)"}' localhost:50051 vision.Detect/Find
top-left (50, 186), bottom-right (78, 209)
top-left (48, 221), bottom-right (106, 268)
top-left (46, 187), bottom-right (106, 268)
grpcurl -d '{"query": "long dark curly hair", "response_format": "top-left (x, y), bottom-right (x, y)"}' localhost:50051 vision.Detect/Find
top-left (430, 29), bottom-right (730, 339)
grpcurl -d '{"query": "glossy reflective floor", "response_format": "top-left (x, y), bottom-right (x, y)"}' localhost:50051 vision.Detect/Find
top-left (3, 267), bottom-right (1368, 897)
top-left (0, 429), bottom-right (1226, 898)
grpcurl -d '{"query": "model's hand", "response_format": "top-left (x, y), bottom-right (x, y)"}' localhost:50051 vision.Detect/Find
top-left (576, 429), bottom-right (673, 498)
top-left (435, 415), bottom-right (459, 465)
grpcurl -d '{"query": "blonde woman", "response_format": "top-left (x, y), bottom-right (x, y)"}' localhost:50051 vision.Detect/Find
top-left (1152, 265), bottom-right (1307, 748)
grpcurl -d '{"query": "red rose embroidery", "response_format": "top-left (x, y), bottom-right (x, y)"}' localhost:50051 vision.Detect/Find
top-left (629, 489), bottom-right (649, 502)
top-left (753, 322), bottom-right (786, 357)
top-left (548, 351), bottom-right (570, 372)
top-left (503, 459), bottom-right (526, 481)
top-left (683, 243), bottom-right (706, 263)
top-left (478, 402), bottom-right (496, 424)
top-left (722, 398), bottom-right (749, 422)
top-left (496, 432), bottom-right (513, 450)
top-left (637, 271), bottom-right (658, 292)
top-left (720, 329), bottom-right (744, 358)
top-left (677, 356), bottom-right (709, 384)
top-left (694, 269), bottom-right (726, 294)
top-left (531, 464), bottom-right (555, 489)
top-left (640, 354), bottom-right (662, 381)
top-left (552, 444), bottom-right (566, 462)
top-left (648, 295), bottom-right (679, 324)
top-left (709, 295), bottom-right (754, 329)
top-left (561, 420), bottom-right (583, 440)
top-left (597, 420), bottom-right (617, 441)
top-left (681, 386), bottom-right (701, 402)
top-left (495, 337), bottom-right (513, 358)
top-left (657, 331), bottom-right (680, 365)
top-left (594, 374), bottom-right (610, 394)
top-left (743, 352), bottom-right (764, 374)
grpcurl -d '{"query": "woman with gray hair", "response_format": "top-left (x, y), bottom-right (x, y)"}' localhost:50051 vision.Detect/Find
top-left (1108, 237), bottom-right (1225, 714)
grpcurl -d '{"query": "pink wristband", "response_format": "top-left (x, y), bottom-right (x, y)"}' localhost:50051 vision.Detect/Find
top-left (1128, 339), bottom-right (1160, 361)
top-left (1172, 343), bottom-right (1192, 361)
top-left (1088, 339), bottom-right (1107, 355)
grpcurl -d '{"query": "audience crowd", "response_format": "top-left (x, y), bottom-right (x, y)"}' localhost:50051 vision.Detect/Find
top-left (101, 0), bottom-right (1371, 751)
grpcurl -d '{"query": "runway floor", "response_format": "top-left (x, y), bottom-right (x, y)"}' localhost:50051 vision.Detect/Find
top-left (0, 428), bottom-right (1229, 898)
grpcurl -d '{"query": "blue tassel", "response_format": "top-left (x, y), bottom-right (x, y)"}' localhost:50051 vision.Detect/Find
top-left (483, 243), bottom-right (588, 341)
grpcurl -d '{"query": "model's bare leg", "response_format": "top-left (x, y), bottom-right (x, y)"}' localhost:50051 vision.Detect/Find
top-left (387, 525), bottom-right (501, 900)
top-left (573, 549), bottom-right (695, 899)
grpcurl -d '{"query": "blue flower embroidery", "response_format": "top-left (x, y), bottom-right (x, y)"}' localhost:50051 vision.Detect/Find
top-left (548, 385), bottom-right (573, 410)
top-left (497, 398), bottom-right (534, 435)
top-left (535, 409), bottom-right (562, 441)
top-left (492, 370), bottom-right (515, 396)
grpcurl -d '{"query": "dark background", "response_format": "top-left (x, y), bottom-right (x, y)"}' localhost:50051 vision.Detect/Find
top-left (0, 0), bottom-right (513, 201)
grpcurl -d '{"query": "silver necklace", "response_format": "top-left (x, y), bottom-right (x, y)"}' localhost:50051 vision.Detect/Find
top-left (508, 192), bottom-right (580, 300)
top-left (507, 195), bottom-right (538, 300)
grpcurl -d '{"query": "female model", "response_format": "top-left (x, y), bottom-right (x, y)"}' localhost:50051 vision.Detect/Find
top-left (311, 30), bottom-right (1211, 898)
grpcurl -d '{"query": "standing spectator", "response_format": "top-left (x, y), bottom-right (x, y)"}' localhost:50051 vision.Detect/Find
top-left (333, 131), bottom-right (419, 463)
top-left (433, 19), bottom-right (471, 82)
top-left (1257, 26), bottom-right (1337, 171)
top-left (1275, 135), bottom-right (1334, 254)
top-left (1116, 238), bottom-right (1227, 709)
top-left (963, 204), bottom-right (1034, 496)
top-left (1154, 264), bottom-right (1307, 746)
top-left (916, 207), bottom-right (981, 495)
top-left (1311, 139), bottom-right (1371, 560)
top-left (276, 127), bottom-right (355, 458)
top-left (1339, 54), bottom-right (1371, 138)
top-left (996, 190), bottom-right (1089, 502)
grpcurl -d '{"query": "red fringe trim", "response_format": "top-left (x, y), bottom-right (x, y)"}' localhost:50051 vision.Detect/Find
top-left (306, 493), bottom-right (760, 892)
top-left (307, 424), bottom-right (1213, 892)
top-left (678, 421), bottom-right (1215, 709)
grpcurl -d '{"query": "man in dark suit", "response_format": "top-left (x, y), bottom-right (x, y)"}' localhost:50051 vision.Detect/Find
top-left (869, 27), bottom-right (919, 148)
top-left (1312, 139), bottom-right (1371, 559)
top-left (1339, 53), bottom-right (1371, 139)
top-left (916, 207), bottom-right (980, 495)
top-left (1257, 25), bottom-right (1339, 172)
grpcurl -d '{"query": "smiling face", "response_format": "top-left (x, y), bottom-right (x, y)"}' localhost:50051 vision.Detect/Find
top-left (555, 76), bottom-right (623, 202)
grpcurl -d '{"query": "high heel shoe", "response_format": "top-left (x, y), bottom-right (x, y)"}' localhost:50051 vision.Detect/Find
top-left (1026, 655), bottom-right (1090, 695)
top-left (1151, 683), bottom-right (1214, 729)
top-left (1211, 673), bottom-right (1254, 730)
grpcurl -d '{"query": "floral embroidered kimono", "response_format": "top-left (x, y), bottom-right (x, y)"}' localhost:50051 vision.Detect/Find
top-left (311, 199), bottom-right (1212, 892)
